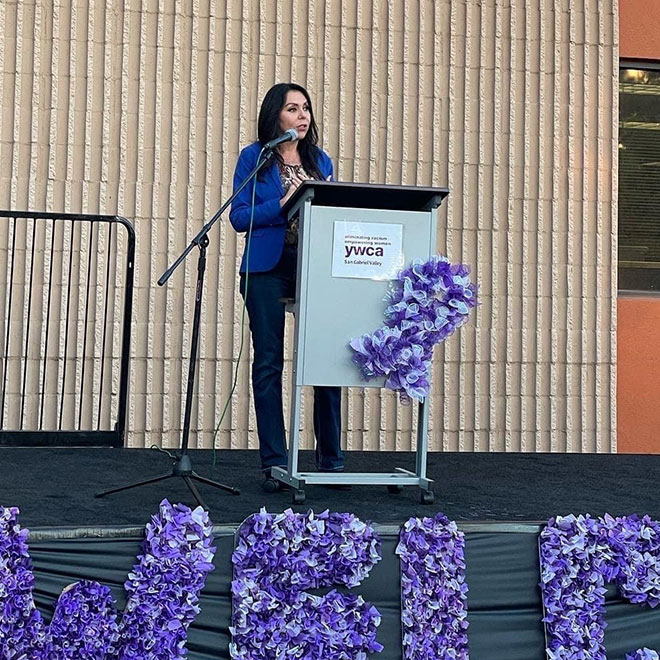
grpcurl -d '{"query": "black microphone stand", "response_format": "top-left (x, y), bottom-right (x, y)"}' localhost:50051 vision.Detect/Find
top-left (97, 148), bottom-right (276, 508)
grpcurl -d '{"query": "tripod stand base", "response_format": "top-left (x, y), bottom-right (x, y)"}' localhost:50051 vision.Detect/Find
top-left (95, 453), bottom-right (240, 509)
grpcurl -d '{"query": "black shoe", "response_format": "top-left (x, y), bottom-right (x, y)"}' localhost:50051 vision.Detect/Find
top-left (325, 482), bottom-right (352, 491)
top-left (262, 469), bottom-right (291, 493)
top-left (319, 468), bottom-right (352, 491)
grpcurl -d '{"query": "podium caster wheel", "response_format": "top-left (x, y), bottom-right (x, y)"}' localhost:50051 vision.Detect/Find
top-left (262, 477), bottom-right (280, 494)
top-left (420, 490), bottom-right (435, 505)
top-left (387, 484), bottom-right (404, 494)
top-left (293, 489), bottom-right (306, 504)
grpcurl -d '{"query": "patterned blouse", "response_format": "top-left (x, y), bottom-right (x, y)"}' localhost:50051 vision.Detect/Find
top-left (278, 160), bottom-right (317, 245)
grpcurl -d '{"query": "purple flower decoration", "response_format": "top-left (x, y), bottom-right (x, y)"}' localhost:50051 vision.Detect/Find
top-left (118, 501), bottom-right (217, 660)
top-left (396, 513), bottom-right (469, 660)
top-left (230, 508), bottom-right (383, 660)
top-left (540, 513), bottom-right (660, 660)
top-left (627, 650), bottom-right (660, 660)
top-left (350, 256), bottom-right (477, 402)
top-left (0, 505), bottom-right (45, 657)
top-left (42, 581), bottom-right (120, 660)
top-left (0, 500), bottom-right (216, 660)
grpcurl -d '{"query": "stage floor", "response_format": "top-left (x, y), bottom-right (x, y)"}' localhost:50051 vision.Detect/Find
top-left (2, 447), bottom-right (658, 528)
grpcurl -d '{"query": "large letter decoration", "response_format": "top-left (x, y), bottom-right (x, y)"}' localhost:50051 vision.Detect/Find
top-left (6, 503), bottom-right (660, 659)
top-left (540, 514), bottom-right (660, 660)
top-left (230, 508), bottom-right (383, 660)
top-left (396, 513), bottom-right (469, 660)
top-left (0, 500), bottom-right (216, 660)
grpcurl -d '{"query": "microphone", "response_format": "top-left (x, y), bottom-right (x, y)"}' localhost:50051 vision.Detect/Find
top-left (263, 128), bottom-right (299, 151)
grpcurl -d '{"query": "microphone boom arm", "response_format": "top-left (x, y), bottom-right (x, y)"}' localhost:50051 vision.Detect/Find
top-left (158, 148), bottom-right (275, 286)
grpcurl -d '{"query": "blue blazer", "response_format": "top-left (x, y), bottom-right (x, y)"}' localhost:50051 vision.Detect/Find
top-left (229, 141), bottom-right (334, 273)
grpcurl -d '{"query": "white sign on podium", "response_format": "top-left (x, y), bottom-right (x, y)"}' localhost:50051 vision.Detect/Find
top-left (331, 220), bottom-right (403, 280)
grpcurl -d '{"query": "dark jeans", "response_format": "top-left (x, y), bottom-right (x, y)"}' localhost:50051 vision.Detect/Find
top-left (240, 247), bottom-right (343, 473)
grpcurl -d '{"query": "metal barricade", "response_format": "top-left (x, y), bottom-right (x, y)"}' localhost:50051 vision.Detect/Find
top-left (0, 211), bottom-right (135, 447)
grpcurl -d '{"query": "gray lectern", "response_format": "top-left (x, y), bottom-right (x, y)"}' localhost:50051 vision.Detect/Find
top-left (271, 181), bottom-right (449, 504)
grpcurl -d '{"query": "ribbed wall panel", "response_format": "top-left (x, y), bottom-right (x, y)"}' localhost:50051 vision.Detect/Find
top-left (0, 0), bottom-right (617, 452)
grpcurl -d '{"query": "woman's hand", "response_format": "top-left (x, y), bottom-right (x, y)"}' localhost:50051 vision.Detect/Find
top-left (280, 171), bottom-right (308, 207)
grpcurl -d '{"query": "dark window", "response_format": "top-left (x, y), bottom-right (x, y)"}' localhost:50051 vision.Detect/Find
top-left (619, 63), bottom-right (660, 292)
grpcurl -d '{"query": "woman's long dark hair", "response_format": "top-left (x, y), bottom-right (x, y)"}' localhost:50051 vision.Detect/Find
top-left (257, 82), bottom-right (322, 180)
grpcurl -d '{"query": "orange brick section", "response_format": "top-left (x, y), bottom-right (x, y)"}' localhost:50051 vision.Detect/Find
top-left (618, 3), bottom-right (660, 454)
top-left (618, 297), bottom-right (660, 453)
top-left (620, 0), bottom-right (660, 60)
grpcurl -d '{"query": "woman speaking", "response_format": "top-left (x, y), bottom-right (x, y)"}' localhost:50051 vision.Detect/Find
top-left (229, 83), bottom-right (344, 492)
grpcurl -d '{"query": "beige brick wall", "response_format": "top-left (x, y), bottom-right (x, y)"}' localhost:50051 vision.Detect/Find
top-left (0, 0), bottom-right (617, 452)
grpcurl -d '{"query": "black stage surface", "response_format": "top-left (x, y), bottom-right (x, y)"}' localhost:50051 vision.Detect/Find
top-left (2, 447), bottom-right (658, 527)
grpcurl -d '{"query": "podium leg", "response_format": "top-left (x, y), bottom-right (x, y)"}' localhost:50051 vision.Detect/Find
top-left (416, 397), bottom-right (430, 479)
top-left (287, 383), bottom-right (303, 476)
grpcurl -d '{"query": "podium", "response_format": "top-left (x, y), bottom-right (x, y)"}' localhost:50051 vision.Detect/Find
top-left (271, 181), bottom-right (449, 504)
